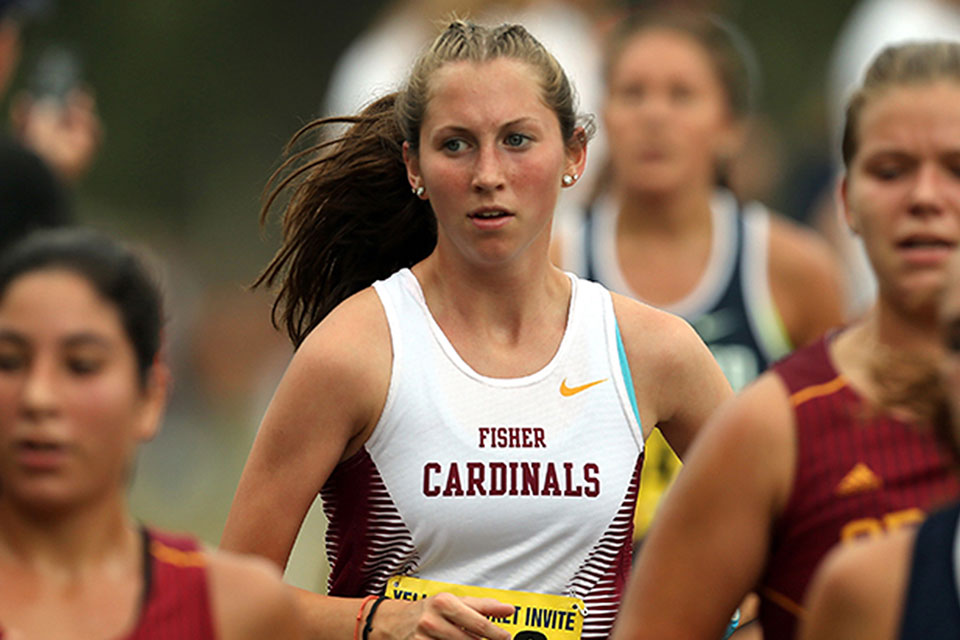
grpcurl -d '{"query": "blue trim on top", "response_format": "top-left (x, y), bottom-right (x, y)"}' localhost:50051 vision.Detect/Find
top-left (615, 321), bottom-right (642, 431)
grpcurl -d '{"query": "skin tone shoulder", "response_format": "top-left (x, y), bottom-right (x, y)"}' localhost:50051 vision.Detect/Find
top-left (0, 267), bottom-right (302, 640)
top-left (222, 52), bottom-right (731, 639)
top-left (611, 78), bottom-right (960, 640)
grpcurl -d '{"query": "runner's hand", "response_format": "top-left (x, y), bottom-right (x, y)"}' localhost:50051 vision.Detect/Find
top-left (374, 593), bottom-right (514, 640)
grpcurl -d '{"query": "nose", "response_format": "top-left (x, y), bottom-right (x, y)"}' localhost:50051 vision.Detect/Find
top-left (21, 359), bottom-right (59, 420)
top-left (908, 163), bottom-right (946, 216)
top-left (471, 143), bottom-right (505, 193)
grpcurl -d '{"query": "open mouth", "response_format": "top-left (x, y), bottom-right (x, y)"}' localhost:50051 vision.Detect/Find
top-left (469, 210), bottom-right (513, 220)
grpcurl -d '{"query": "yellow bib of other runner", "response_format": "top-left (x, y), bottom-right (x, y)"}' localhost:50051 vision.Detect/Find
top-left (386, 575), bottom-right (585, 640)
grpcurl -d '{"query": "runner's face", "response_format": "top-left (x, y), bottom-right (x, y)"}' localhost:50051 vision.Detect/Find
top-left (843, 82), bottom-right (960, 314)
top-left (404, 58), bottom-right (584, 267)
top-left (0, 270), bottom-right (162, 514)
top-left (603, 29), bottom-right (737, 197)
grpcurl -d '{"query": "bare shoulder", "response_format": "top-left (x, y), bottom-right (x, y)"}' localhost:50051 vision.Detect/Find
top-left (295, 286), bottom-right (391, 382)
top-left (611, 292), bottom-right (701, 364)
top-left (800, 530), bottom-right (914, 640)
top-left (206, 549), bottom-right (304, 639)
top-left (611, 292), bottom-right (732, 455)
top-left (766, 212), bottom-right (841, 279)
top-left (280, 286), bottom-right (392, 438)
top-left (766, 212), bottom-right (846, 347)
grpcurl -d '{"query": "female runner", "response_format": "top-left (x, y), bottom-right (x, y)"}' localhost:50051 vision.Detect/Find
top-left (220, 19), bottom-right (731, 640)
top-left (611, 40), bottom-right (960, 640)
top-left (0, 229), bottom-right (303, 639)
top-left (555, 7), bottom-right (846, 542)
top-left (801, 250), bottom-right (960, 640)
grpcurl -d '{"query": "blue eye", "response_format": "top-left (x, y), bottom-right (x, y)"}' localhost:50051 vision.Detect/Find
top-left (505, 133), bottom-right (529, 147)
top-left (443, 139), bottom-right (466, 152)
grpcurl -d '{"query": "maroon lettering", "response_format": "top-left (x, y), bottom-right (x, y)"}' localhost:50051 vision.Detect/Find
top-left (509, 428), bottom-right (521, 448)
top-left (424, 461), bottom-right (601, 499)
top-left (466, 462), bottom-right (487, 496)
top-left (521, 462), bottom-right (541, 496)
top-left (478, 428), bottom-right (489, 448)
top-left (423, 462), bottom-right (441, 497)
top-left (542, 462), bottom-right (561, 496)
top-left (443, 463), bottom-right (464, 497)
top-left (533, 428), bottom-right (545, 448)
top-left (584, 463), bottom-right (600, 497)
top-left (489, 462), bottom-right (507, 496)
top-left (563, 461), bottom-right (583, 497)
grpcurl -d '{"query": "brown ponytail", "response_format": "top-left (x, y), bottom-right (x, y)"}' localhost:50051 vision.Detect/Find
top-left (255, 95), bottom-right (436, 347)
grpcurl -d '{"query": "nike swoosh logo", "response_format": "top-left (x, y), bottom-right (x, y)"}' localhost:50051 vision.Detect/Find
top-left (560, 377), bottom-right (608, 397)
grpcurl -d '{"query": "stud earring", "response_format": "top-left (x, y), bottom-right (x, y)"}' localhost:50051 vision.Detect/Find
top-left (412, 186), bottom-right (425, 197)
top-left (562, 174), bottom-right (577, 187)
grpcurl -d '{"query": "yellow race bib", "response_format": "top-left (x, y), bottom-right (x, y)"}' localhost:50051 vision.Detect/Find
top-left (386, 575), bottom-right (585, 640)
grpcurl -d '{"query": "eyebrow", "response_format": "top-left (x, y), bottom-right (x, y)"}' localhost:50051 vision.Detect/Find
top-left (0, 330), bottom-right (28, 346)
top-left (435, 117), bottom-right (540, 134)
top-left (62, 333), bottom-right (113, 349)
top-left (0, 330), bottom-right (112, 349)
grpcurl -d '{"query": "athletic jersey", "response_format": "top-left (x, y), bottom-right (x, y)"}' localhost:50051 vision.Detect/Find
top-left (321, 268), bottom-right (644, 639)
top-left (0, 529), bottom-right (215, 640)
top-left (899, 501), bottom-right (960, 640)
top-left (758, 336), bottom-right (960, 639)
top-left (566, 189), bottom-right (792, 536)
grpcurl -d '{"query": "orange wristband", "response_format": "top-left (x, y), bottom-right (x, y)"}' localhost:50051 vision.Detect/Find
top-left (354, 595), bottom-right (378, 640)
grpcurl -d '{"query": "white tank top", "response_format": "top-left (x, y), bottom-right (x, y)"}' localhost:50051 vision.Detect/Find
top-left (321, 269), bottom-right (644, 638)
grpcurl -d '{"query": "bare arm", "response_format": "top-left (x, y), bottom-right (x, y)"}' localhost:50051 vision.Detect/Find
top-left (220, 288), bottom-right (391, 566)
top-left (611, 373), bottom-right (796, 640)
top-left (799, 531), bottom-right (913, 640)
top-left (219, 289), bottom-right (513, 640)
top-left (208, 550), bottom-right (306, 640)
top-left (613, 294), bottom-right (733, 457)
top-left (768, 214), bottom-right (847, 348)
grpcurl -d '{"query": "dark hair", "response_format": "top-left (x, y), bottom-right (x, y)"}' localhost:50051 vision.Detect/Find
top-left (257, 20), bottom-right (592, 347)
top-left (842, 41), bottom-right (960, 169)
top-left (0, 227), bottom-right (164, 384)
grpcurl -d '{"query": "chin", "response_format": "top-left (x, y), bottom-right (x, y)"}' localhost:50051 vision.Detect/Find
top-left (624, 173), bottom-right (685, 197)
top-left (888, 273), bottom-right (948, 318)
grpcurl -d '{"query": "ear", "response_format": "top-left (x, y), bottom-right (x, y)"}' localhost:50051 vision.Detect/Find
top-left (135, 361), bottom-right (170, 443)
top-left (403, 141), bottom-right (422, 192)
top-left (839, 174), bottom-right (860, 235)
top-left (564, 127), bottom-right (588, 183)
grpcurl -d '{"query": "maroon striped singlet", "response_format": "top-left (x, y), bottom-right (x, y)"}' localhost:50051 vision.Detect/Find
top-left (757, 336), bottom-right (960, 639)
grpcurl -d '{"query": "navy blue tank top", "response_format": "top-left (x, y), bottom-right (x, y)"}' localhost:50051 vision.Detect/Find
top-left (899, 502), bottom-right (960, 639)
top-left (577, 190), bottom-right (790, 391)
